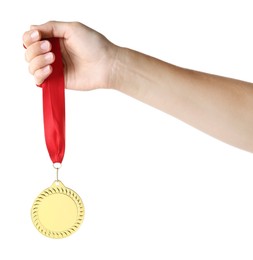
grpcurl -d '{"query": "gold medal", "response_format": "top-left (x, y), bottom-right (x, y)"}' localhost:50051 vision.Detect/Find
top-left (30, 38), bottom-right (85, 238)
top-left (31, 180), bottom-right (84, 239)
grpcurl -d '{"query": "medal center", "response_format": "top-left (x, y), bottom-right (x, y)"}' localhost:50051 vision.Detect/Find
top-left (38, 194), bottom-right (77, 231)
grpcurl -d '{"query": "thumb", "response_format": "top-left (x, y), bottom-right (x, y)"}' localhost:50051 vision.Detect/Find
top-left (30, 21), bottom-right (69, 39)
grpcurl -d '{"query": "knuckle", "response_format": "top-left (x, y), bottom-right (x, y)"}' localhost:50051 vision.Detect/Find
top-left (28, 64), bottom-right (35, 75)
top-left (24, 51), bottom-right (29, 62)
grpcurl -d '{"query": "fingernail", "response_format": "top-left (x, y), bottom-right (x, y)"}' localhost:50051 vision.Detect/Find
top-left (42, 65), bottom-right (50, 74)
top-left (44, 53), bottom-right (53, 61)
top-left (41, 41), bottom-right (49, 51)
top-left (30, 30), bottom-right (39, 40)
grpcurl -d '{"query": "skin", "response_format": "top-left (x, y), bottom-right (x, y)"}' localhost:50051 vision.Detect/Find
top-left (23, 21), bottom-right (253, 153)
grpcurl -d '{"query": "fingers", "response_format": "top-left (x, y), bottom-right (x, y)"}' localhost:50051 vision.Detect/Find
top-left (23, 21), bottom-right (69, 47)
top-left (25, 40), bottom-right (51, 62)
top-left (29, 51), bottom-right (55, 85)
top-left (24, 39), bottom-right (54, 84)
top-left (30, 21), bottom-right (70, 39)
top-left (23, 21), bottom-right (71, 84)
top-left (34, 65), bottom-right (53, 85)
top-left (29, 52), bottom-right (55, 74)
top-left (23, 20), bottom-right (66, 48)
top-left (23, 29), bottom-right (41, 49)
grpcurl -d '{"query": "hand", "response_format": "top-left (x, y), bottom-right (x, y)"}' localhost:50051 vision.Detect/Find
top-left (23, 21), bottom-right (119, 90)
top-left (22, 22), bottom-right (253, 153)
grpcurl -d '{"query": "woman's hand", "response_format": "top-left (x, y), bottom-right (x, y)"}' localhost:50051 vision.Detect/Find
top-left (23, 21), bottom-right (119, 90)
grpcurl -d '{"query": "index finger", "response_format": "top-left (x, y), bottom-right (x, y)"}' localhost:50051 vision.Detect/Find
top-left (23, 29), bottom-right (41, 48)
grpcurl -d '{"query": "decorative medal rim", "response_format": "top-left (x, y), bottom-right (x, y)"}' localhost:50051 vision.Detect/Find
top-left (31, 181), bottom-right (84, 239)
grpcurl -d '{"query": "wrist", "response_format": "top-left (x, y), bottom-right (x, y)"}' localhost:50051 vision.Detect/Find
top-left (108, 46), bottom-right (129, 91)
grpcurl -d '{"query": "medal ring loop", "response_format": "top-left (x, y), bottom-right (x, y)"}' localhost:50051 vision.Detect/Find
top-left (53, 162), bottom-right (62, 169)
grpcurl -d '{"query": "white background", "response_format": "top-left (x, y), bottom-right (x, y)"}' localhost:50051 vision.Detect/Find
top-left (1, 0), bottom-right (253, 259)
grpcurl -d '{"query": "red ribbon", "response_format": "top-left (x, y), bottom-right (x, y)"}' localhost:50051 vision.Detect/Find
top-left (40, 38), bottom-right (65, 163)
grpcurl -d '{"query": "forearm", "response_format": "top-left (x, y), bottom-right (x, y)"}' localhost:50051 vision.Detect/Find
top-left (112, 47), bottom-right (253, 153)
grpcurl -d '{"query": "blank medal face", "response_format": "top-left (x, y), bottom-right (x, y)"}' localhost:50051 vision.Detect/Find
top-left (31, 181), bottom-right (84, 238)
